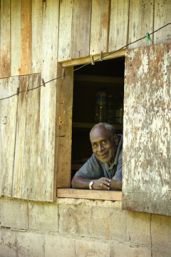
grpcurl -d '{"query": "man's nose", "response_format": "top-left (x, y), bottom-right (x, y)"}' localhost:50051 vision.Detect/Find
top-left (98, 144), bottom-right (104, 151)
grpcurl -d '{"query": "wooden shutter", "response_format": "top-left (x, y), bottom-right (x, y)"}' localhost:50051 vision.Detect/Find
top-left (122, 42), bottom-right (171, 216)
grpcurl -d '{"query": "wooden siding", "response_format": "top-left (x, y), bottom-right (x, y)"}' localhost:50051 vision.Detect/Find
top-left (0, 0), bottom-right (171, 203)
top-left (123, 42), bottom-right (171, 216)
top-left (108, 0), bottom-right (129, 52)
top-left (0, 0), bottom-right (171, 76)
top-left (57, 67), bottom-right (73, 188)
top-left (13, 74), bottom-right (40, 200)
top-left (0, 76), bottom-right (18, 196)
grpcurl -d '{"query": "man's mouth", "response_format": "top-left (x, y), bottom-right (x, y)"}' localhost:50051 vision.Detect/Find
top-left (99, 152), bottom-right (108, 158)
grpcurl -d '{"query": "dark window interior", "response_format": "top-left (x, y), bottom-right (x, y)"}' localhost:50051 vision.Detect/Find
top-left (71, 57), bottom-right (125, 179)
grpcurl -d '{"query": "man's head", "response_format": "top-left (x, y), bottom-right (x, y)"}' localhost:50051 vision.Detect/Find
top-left (90, 123), bottom-right (118, 165)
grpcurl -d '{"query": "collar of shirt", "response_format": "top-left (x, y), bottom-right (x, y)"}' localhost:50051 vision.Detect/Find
top-left (106, 134), bottom-right (123, 171)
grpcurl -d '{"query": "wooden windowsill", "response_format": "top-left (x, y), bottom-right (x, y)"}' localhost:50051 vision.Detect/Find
top-left (57, 188), bottom-right (122, 201)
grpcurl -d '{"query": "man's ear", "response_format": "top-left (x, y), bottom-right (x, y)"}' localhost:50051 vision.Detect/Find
top-left (113, 134), bottom-right (119, 146)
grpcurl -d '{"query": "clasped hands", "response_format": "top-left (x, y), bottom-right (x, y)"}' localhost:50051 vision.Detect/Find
top-left (92, 177), bottom-right (113, 190)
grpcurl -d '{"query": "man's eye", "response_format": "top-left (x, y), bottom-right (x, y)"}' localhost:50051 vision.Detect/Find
top-left (102, 141), bottom-right (106, 144)
top-left (93, 144), bottom-right (97, 148)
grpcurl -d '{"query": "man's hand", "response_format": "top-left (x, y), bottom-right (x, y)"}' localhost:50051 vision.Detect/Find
top-left (110, 179), bottom-right (122, 191)
top-left (93, 177), bottom-right (111, 190)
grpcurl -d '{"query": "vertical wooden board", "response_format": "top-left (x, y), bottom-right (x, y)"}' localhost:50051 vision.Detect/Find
top-left (13, 74), bottom-right (41, 200)
top-left (31, 0), bottom-right (43, 73)
top-left (38, 0), bottom-right (59, 201)
top-left (11, 0), bottom-right (21, 76)
top-left (20, 0), bottom-right (32, 74)
top-left (71, 0), bottom-right (91, 58)
top-left (57, 67), bottom-right (73, 188)
top-left (58, 0), bottom-right (73, 62)
top-left (108, 0), bottom-right (129, 52)
top-left (123, 42), bottom-right (171, 216)
top-left (128, 0), bottom-right (153, 49)
top-left (21, 75), bottom-right (41, 199)
top-left (90, 0), bottom-right (109, 55)
top-left (0, 0), bottom-right (11, 77)
top-left (154, 0), bottom-right (171, 44)
top-left (0, 77), bottom-right (18, 196)
top-left (12, 76), bottom-right (27, 198)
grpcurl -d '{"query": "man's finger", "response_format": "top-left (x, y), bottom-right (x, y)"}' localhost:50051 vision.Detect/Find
top-left (100, 183), bottom-right (110, 190)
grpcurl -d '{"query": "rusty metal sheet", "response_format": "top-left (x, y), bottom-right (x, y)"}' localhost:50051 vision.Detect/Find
top-left (122, 42), bottom-right (171, 216)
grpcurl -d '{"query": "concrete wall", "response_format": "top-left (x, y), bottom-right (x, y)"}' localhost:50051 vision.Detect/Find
top-left (0, 197), bottom-right (171, 257)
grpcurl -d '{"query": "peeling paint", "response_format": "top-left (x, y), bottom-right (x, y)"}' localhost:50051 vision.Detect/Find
top-left (123, 42), bottom-right (171, 216)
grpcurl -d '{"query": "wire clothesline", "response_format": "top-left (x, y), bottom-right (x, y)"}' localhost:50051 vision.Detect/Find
top-left (0, 22), bottom-right (171, 102)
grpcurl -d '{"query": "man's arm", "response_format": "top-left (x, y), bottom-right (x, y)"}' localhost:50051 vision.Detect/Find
top-left (72, 175), bottom-right (111, 190)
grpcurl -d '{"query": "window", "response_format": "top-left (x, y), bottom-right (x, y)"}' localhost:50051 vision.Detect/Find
top-left (57, 54), bottom-right (125, 201)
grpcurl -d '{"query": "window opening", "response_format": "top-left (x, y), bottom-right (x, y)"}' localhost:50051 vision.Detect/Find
top-left (71, 57), bottom-right (125, 181)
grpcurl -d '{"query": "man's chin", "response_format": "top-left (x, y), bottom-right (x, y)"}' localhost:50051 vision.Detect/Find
top-left (97, 155), bottom-right (110, 163)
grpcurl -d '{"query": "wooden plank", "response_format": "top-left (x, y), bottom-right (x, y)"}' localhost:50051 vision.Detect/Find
top-left (154, 0), bottom-right (171, 44)
top-left (72, 122), bottom-right (123, 131)
top-left (90, 0), bottom-right (110, 56)
top-left (31, 0), bottom-right (43, 73)
top-left (58, 0), bottom-right (73, 62)
top-left (12, 75), bottom-right (28, 198)
top-left (57, 67), bottom-right (73, 188)
top-left (13, 74), bottom-right (41, 199)
top-left (57, 189), bottom-right (122, 201)
top-left (71, 0), bottom-right (91, 58)
top-left (123, 42), bottom-right (171, 216)
top-left (75, 75), bottom-right (124, 84)
top-left (38, 0), bottom-right (59, 201)
top-left (20, 0), bottom-right (32, 74)
top-left (11, 0), bottom-right (21, 76)
top-left (62, 49), bottom-right (126, 68)
top-left (0, 0), bottom-right (11, 77)
top-left (0, 77), bottom-right (19, 196)
top-left (128, 0), bottom-right (153, 49)
top-left (108, 0), bottom-right (129, 52)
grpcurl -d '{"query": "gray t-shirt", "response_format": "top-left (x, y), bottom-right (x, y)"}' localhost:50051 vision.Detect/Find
top-left (75, 134), bottom-right (123, 181)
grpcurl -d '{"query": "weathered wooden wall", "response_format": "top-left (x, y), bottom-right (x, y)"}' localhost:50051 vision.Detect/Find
top-left (1, 0), bottom-right (171, 77)
top-left (123, 41), bottom-right (171, 216)
top-left (0, 0), bottom-right (60, 202)
top-left (0, 0), bottom-right (171, 203)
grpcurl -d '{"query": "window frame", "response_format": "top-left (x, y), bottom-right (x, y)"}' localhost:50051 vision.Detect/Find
top-left (56, 50), bottom-right (125, 201)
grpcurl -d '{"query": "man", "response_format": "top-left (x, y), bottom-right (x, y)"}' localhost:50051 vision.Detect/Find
top-left (72, 123), bottom-right (122, 190)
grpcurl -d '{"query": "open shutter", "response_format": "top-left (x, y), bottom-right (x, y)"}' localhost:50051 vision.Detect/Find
top-left (123, 42), bottom-right (171, 216)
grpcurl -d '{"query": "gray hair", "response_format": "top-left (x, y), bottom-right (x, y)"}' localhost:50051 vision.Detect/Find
top-left (89, 123), bottom-right (116, 139)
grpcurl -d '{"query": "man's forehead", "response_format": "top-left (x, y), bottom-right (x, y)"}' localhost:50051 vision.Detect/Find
top-left (90, 125), bottom-right (111, 141)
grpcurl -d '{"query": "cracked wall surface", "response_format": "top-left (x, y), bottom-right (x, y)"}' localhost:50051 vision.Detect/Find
top-left (0, 197), bottom-right (171, 256)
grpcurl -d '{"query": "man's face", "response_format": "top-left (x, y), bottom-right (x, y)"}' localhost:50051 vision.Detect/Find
top-left (90, 125), bottom-right (118, 165)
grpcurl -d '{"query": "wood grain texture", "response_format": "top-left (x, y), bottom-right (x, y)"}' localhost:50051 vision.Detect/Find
top-left (0, 77), bottom-right (18, 196)
top-left (71, 0), bottom-right (91, 58)
top-left (58, 0), bottom-right (73, 62)
top-left (38, 0), bottom-right (59, 201)
top-left (0, 0), bottom-right (11, 77)
top-left (20, 0), bottom-right (32, 74)
top-left (31, 0), bottom-right (43, 73)
top-left (13, 74), bottom-right (41, 200)
top-left (123, 42), bottom-right (171, 216)
top-left (57, 189), bottom-right (122, 201)
top-left (108, 0), bottom-right (129, 52)
top-left (90, 0), bottom-right (110, 55)
top-left (128, 0), bottom-right (153, 49)
top-left (57, 67), bottom-right (73, 188)
top-left (11, 0), bottom-right (21, 75)
top-left (154, 0), bottom-right (171, 44)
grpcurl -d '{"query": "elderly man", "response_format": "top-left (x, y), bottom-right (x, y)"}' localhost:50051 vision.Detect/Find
top-left (72, 123), bottom-right (122, 191)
